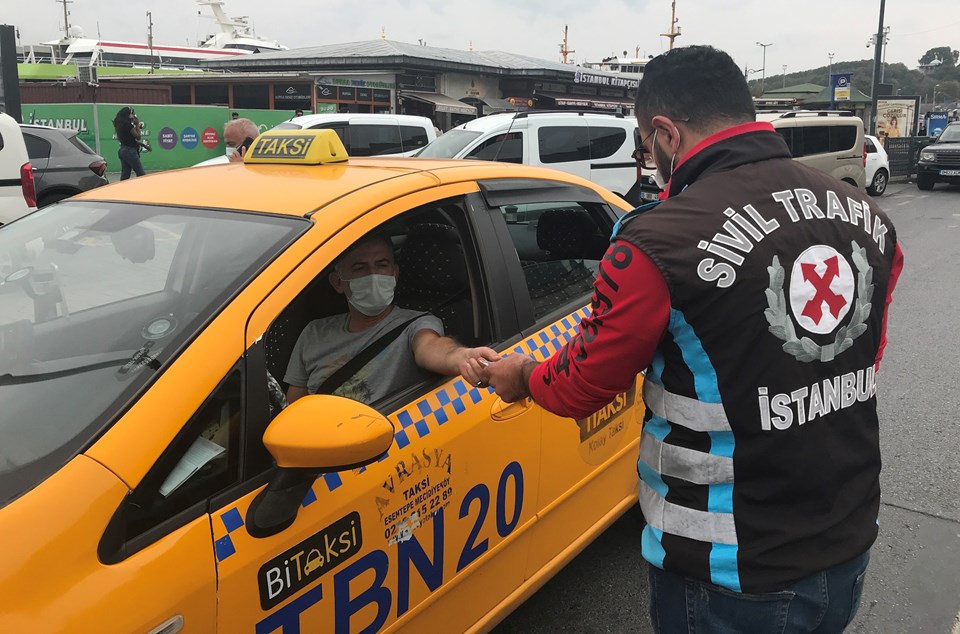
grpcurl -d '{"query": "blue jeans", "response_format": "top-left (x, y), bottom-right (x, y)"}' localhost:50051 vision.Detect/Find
top-left (648, 550), bottom-right (870, 634)
top-left (118, 145), bottom-right (146, 180)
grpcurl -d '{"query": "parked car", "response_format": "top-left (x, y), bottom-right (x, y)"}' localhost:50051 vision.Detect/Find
top-left (0, 129), bottom-right (645, 633)
top-left (916, 122), bottom-right (960, 190)
top-left (272, 113), bottom-right (436, 157)
top-left (0, 112), bottom-right (37, 225)
top-left (20, 124), bottom-right (108, 207)
top-left (759, 110), bottom-right (867, 189)
top-left (416, 111), bottom-right (641, 200)
top-left (864, 134), bottom-right (890, 196)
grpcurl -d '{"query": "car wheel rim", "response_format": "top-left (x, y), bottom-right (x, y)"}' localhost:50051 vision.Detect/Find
top-left (874, 172), bottom-right (886, 193)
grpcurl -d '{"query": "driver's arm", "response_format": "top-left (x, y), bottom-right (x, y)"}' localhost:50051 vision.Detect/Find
top-left (413, 329), bottom-right (499, 386)
top-left (286, 385), bottom-right (308, 405)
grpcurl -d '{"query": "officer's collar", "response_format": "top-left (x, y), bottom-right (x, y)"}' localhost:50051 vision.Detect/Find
top-left (661, 121), bottom-right (791, 199)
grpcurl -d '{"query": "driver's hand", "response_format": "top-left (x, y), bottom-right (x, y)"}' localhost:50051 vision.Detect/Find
top-left (459, 347), bottom-right (500, 388)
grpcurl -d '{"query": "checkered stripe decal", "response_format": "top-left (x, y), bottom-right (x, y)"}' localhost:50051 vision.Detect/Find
top-left (212, 306), bottom-right (590, 562)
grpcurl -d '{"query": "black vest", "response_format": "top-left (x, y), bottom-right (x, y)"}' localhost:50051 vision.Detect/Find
top-left (618, 128), bottom-right (897, 592)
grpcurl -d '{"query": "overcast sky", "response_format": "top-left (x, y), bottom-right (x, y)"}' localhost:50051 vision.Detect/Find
top-left (7, 0), bottom-right (960, 78)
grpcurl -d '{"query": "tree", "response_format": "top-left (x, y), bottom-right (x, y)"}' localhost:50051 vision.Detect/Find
top-left (919, 47), bottom-right (959, 69)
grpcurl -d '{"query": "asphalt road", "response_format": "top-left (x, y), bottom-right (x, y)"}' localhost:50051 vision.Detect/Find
top-left (494, 181), bottom-right (960, 634)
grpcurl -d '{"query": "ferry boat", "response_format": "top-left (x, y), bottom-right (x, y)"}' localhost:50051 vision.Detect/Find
top-left (18, 0), bottom-right (286, 70)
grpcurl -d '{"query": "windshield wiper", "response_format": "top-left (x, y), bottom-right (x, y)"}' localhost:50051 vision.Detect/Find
top-left (0, 348), bottom-right (159, 384)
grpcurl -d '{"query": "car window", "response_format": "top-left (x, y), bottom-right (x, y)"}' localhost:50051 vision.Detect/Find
top-left (799, 126), bottom-right (830, 157)
top-left (118, 366), bottom-right (243, 545)
top-left (496, 202), bottom-right (609, 322)
top-left (589, 126), bottom-right (628, 160)
top-left (538, 126), bottom-right (590, 164)
top-left (865, 137), bottom-right (877, 153)
top-left (0, 203), bottom-right (306, 508)
top-left (67, 135), bottom-right (96, 155)
top-left (350, 124), bottom-right (402, 156)
top-left (23, 133), bottom-right (51, 160)
top-left (416, 129), bottom-right (481, 158)
top-left (776, 128), bottom-right (798, 157)
top-left (829, 126), bottom-right (858, 153)
top-left (263, 196), bottom-right (489, 418)
top-left (465, 132), bottom-right (523, 163)
top-left (400, 125), bottom-right (429, 152)
top-left (939, 126), bottom-right (960, 142)
top-left (308, 122), bottom-right (349, 150)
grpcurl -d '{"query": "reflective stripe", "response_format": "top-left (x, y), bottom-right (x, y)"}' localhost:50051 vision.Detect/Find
top-left (639, 432), bottom-right (735, 485)
top-left (639, 479), bottom-right (739, 546)
top-left (643, 380), bottom-right (731, 433)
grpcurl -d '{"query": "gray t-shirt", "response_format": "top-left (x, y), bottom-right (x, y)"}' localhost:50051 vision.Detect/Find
top-left (284, 307), bottom-right (444, 404)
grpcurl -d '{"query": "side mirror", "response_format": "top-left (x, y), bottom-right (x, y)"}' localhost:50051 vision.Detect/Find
top-left (246, 395), bottom-right (395, 538)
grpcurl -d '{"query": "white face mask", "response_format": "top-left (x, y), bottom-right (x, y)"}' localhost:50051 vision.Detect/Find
top-left (345, 274), bottom-right (396, 316)
top-left (225, 146), bottom-right (238, 158)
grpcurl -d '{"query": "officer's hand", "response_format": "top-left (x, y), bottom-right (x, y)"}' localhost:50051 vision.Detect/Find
top-left (482, 354), bottom-right (535, 403)
top-left (459, 347), bottom-right (500, 388)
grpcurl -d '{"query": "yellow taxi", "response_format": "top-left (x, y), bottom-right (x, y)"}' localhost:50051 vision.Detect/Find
top-left (0, 130), bottom-right (645, 633)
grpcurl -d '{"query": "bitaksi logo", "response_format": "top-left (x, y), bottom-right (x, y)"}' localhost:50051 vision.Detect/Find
top-left (765, 241), bottom-right (874, 363)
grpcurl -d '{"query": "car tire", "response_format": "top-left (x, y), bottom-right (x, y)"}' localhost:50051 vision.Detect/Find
top-left (867, 169), bottom-right (888, 196)
top-left (917, 174), bottom-right (936, 191)
top-left (37, 192), bottom-right (74, 208)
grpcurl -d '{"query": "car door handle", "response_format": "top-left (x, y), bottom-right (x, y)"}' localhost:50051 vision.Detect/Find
top-left (146, 616), bottom-right (183, 634)
top-left (491, 397), bottom-right (534, 421)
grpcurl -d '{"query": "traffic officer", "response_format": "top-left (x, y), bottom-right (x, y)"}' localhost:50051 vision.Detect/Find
top-left (480, 45), bottom-right (904, 632)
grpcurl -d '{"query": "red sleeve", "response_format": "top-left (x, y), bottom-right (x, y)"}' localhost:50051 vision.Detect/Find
top-left (875, 241), bottom-right (904, 370)
top-left (528, 241), bottom-right (670, 420)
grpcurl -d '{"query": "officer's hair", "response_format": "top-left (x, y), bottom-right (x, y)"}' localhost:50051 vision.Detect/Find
top-left (333, 233), bottom-right (395, 271)
top-left (635, 46), bottom-right (756, 133)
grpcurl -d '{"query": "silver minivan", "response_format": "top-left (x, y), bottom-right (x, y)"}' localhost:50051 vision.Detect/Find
top-left (758, 111), bottom-right (866, 188)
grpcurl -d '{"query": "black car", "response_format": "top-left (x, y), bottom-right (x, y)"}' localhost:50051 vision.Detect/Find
top-left (20, 125), bottom-right (109, 207)
top-left (917, 122), bottom-right (960, 190)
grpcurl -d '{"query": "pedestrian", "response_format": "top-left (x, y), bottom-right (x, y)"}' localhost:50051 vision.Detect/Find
top-left (192, 117), bottom-right (260, 167)
top-left (112, 107), bottom-right (147, 180)
top-left (295, 108), bottom-right (304, 117)
top-left (231, 111), bottom-right (240, 120)
top-left (481, 45), bottom-right (904, 633)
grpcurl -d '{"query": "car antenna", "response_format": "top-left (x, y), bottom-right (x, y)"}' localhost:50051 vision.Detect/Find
top-left (491, 113), bottom-right (519, 163)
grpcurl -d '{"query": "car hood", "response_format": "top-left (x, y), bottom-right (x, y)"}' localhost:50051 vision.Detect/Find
top-left (928, 141), bottom-right (960, 151)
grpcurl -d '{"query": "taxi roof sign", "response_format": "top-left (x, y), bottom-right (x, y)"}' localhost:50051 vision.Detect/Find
top-left (244, 129), bottom-right (349, 165)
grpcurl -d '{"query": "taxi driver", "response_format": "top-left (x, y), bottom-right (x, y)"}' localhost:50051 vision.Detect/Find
top-left (285, 234), bottom-right (499, 405)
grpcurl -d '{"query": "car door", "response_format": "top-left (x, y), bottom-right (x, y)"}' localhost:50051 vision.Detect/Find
top-left (214, 184), bottom-right (542, 633)
top-left (476, 178), bottom-right (645, 576)
top-left (532, 119), bottom-right (591, 181)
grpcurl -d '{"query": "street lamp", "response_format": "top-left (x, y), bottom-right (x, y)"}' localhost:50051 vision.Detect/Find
top-left (934, 84), bottom-right (940, 106)
top-left (782, 64), bottom-right (788, 88)
top-left (756, 41), bottom-right (772, 95)
top-left (828, 52), bottom-right (835, 82)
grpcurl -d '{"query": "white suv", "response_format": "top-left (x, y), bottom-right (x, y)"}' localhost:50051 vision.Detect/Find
top-left (417, 111), bottom-right (640, 199)
top-left (272, 113), bottom-right (436, 157)
top-left (0, 112), bottom-right (37, 225)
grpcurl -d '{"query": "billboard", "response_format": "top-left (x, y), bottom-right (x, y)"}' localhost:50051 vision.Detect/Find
top-left (22, 104), bottom-right (302, 170)
top-left (876, 97), bottom-right (921, 140)
top-left (24, 104), bottom-right (99, 151)
top-left (927, 111), bottom-right (950, 137)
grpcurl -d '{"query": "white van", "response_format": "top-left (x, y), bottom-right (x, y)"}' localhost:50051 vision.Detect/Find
top-left (758, 111), bottom-right (866, 188)
top-left (417, 112), bottom-right (640, 199)
top-left (0, 112), bottom-right (37, 225)
top-left (272, 113), bottom-right (436, 157)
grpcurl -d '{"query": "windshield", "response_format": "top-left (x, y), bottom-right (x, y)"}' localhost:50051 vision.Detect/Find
top-left (0, 202), bottom-right (306, 506)
top-left (937, 126), bottom-right (960, 143)
top-left (416, 129), bottom-right (482, 158)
